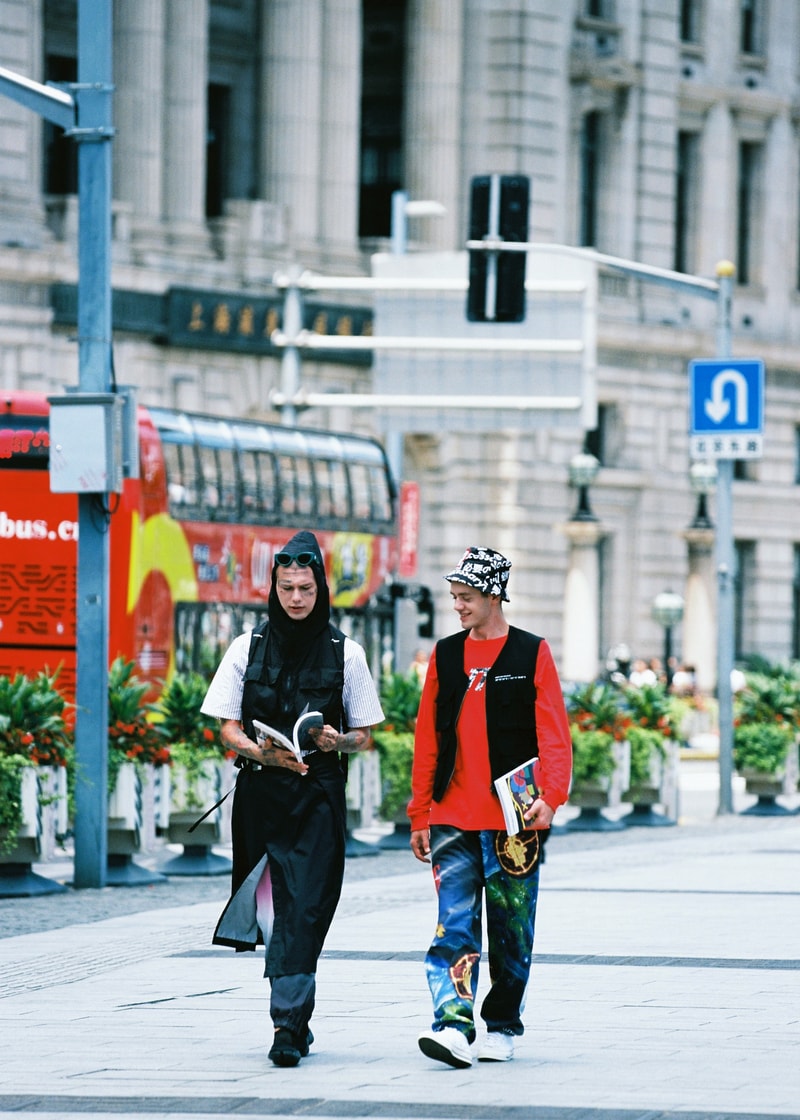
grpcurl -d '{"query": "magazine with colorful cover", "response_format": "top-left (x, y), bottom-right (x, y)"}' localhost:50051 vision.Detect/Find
top-left (493, 756), bottom-right (541, 835)
top-left (252, 710), bottom-right (323, 766)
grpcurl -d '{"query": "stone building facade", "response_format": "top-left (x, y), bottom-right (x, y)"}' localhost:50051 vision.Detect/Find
top-left (2, 0), bottom-right (800, 686)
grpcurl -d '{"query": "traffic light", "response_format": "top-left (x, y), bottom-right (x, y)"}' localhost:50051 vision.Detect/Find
top-left (416, 586), bottom-right (434, 639)
top-left (466, 174), bottom-right (529, 323)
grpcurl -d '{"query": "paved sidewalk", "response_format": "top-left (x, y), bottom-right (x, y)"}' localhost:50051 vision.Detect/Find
top-left (0, 804), bottom-right (799, 1120)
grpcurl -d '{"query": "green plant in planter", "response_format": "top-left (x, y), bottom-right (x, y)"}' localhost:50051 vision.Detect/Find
top-left (0, 670), bottom-right (73, 766)
top-left (107, 658), bottom-right (171, 793)
top-left (155, 671), bottom-right (230, 811)
top-left (625, 724), bottom-right (667, 787)
top-left (623, 682), bottom-right (681, 741)
top-left (0, 670), bottom-right (73, 851)
top-left (570, 728), bottom-right (616, 786)
top-left (733, 722), bottom-right (794, 775)
top-left (373, 670), bottom-right (423, 822)
top-left (567, 681), bottom-right (631, 741)
top-left (0, 755), bottom-right (33, 856)
top-left (373, 728), bottom-right (415, 820)
top-left (735, 670), bottom-right (799, 728)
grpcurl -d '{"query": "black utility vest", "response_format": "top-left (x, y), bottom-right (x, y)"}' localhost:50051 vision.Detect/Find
top-left (432, 626), bottom-right (541, 802)
top-left (241, 620), bottom-right (346, 745)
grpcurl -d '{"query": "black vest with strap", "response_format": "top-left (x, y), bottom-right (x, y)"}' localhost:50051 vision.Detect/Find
top-left (432, 626), bottom-right (541, 802)
top-left (241, 620), bottom-right (346, 745)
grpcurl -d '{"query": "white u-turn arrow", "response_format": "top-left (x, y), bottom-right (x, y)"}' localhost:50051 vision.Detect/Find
top-left (704, 367), bottom-right (749, 425)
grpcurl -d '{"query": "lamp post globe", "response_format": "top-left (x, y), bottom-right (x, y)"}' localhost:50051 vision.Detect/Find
top-left (689, 460), bottom-right (717, 529)
top-left (568, 452), bottom-right (600, 521)
top-left (652, 590), bottom-right (684, 687)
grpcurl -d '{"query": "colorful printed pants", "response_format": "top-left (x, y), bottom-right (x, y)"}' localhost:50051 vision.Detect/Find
top-left (425, 825), bottom-right (543, 1041)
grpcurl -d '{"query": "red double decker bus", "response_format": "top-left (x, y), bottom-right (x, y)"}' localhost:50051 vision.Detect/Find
top-left (0, 391), bottom-right (398, 697)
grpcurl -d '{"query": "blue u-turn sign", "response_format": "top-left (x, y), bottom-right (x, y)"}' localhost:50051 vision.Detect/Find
top-left (689, 358), bottom-right (764, 459)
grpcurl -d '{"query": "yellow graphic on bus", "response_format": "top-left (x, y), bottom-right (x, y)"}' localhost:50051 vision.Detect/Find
top-left (128, 512), bottom-right (198, 678)
top-left (329, 533), bottom-right (373, 608)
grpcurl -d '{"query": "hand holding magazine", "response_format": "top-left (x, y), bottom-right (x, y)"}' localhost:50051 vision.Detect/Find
top-left (253, 710), bottom-right (324, 768)
top-left (493, 756), bottom-right (544, 835)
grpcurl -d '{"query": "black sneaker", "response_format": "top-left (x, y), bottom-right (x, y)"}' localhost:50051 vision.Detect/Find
top-left (299, 1028), bottom-right (314, 1057)
top-left (269, 1027), bottom-right (302, 1067)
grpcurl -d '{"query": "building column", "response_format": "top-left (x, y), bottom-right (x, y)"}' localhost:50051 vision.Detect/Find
top-left (113, 0), bottom-right (165, 226)
top-left (318, 0), bottom-right (361, 255)
top-left (682, 527), bottom-right (717, 695)
top-left (697, 100), bottom-right (734, 274)
top-left (259, 0), bottom-right (323, 248)
top-left (559, 521), bottom-right (605, 684)
top-left (0, 0), bottom-right (49, 247)
top-left (403, 0), bottom-right (463, 248)
top-left (163, 0), bottom-right (210, 250)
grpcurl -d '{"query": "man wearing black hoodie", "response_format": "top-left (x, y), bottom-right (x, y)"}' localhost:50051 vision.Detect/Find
top-left (201, 531), bottom-right (383, 1066)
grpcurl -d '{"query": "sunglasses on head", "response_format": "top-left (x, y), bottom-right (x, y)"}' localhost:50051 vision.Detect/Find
top-left (275, 550), bottom-right (318, 567)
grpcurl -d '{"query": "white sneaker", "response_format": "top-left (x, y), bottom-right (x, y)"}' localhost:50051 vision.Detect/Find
top-left (418, 1027), bottom-right (473, 1068)
top-left (477, 1031), bottom-right (515, 1062)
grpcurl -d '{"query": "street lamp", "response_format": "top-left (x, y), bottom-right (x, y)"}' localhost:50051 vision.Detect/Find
top-left (568, 452), bottom-right (600, 521)
top-left (390, 191), bottom-right (447, 254)
top-left (652, 590), bottom-right (684, 687)
top-left (689, 460), bottom-right (717, 529)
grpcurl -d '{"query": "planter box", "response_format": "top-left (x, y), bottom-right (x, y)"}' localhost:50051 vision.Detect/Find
top-left (168, 759), bottom-right (233, 847)
top-left (569, 777), bottom-right (612, 809)
top-left (570, 740), bottom-right (630, 810)
top-left (0, 763), bottom-right (68, 863)
top-left (622, 740), bottom-right (680, 813)
top-left (107, 761), bottom-right (143, 856)
top-left (739, 737), bottom-right (799, 800)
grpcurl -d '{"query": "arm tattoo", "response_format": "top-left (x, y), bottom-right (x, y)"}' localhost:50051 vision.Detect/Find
top-left (335, 728), bottom-right (372, 754)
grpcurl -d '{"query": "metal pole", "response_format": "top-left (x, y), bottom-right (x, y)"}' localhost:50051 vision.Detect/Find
top-left (278, 268), bottom-right (303, 428)
top-left (72, 0), bottom-right (115, 888)
top-left (714, 261), bottom-right (736, 815)
top-left (390, 190), bottom-right (408, 254)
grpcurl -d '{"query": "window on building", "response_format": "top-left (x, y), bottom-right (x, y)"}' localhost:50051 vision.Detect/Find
top-left (206, 84), bottom-right (231, 219)
top-left (207, 0), bottom-right (259, 215)
top-left (359, 0), bottom-right (406, 238)
top-left (734, 539), bottom-right (757, 659)
top-left (584, 405), bottom-right (608, 465)
top-left (674, 131), bottom-right (700, 273)
top-left (42, 55), bottom-right (78, 195)
top-left (579, 111), bottom-right (603, 248)
top-left (585, 0), bottom-right (614, 17)
top-left (740, 0), bottom-right (765, 54)
top-left (736, 141), bottom-right (762, 285)
top-left (679, 0), bottom-right (702, 43)
top-left (793, 546), bottom-right (800, 660)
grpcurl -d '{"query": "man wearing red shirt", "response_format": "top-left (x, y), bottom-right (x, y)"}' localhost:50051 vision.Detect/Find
top-left (409, 546), bottom-right (572, 1068)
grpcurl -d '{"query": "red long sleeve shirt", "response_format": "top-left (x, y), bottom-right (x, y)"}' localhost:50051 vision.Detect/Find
top-left (407, 631), bottom-right (572, 832)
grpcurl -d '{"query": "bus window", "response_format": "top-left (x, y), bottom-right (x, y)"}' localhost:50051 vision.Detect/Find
top-left (259, 452), bottom-right (279, 516)
top-left (314, 458), bottom-right (350, 520)
top-left (240, 449), bottom-right (261, 515)
top-left (330, 459), bottom-right (350, 518)
top-left (162, 439), bottom-right (198, 512)
top-left (314, 459), bottom-right (334, 518)
top-left (217, 445), bottom-right (239, 514)
top-left (277, 454), bottom-right (297, 515)
top-left (349, 461), bottom-right (372, 519)
top-left (369, 464), bottom-right (393, 522)
top-left (294, 454), bottom-right (314, 516)
top-left (197, 444), bottom-right (221, 513)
